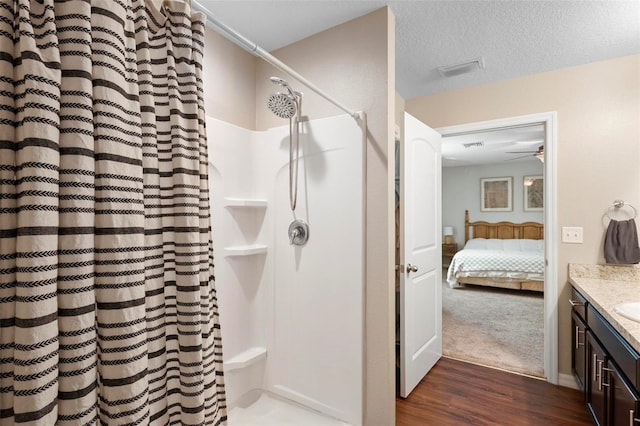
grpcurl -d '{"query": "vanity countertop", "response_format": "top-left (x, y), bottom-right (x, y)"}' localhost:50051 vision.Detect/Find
top-left (568, 263), bottom-right (640, 355)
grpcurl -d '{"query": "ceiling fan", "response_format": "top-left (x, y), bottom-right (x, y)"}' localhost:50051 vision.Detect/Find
top-left (505, 145), bottom-right (544, 162)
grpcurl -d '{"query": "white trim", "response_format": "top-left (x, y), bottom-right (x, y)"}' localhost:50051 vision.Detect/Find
top-left (436, 111), bottom-right (559, 385)
top-left (544, 112), bottom-right (559, 385)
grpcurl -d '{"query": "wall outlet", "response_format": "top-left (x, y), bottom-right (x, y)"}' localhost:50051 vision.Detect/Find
top-left (562, 226), bottom-right (584, 244)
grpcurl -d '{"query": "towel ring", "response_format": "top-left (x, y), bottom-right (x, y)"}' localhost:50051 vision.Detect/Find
top-left (606, 200), bottom-right (638, 220)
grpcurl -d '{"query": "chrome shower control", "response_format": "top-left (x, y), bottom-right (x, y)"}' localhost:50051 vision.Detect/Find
top-left (288, 219), bottom-right (309, 246)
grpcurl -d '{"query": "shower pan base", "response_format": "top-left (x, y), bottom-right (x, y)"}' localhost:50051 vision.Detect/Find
top-left (228, 391), bottom-right (352, 426)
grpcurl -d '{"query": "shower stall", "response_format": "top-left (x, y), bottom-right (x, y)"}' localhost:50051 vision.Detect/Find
top-left (190, 3), bottom-right (370, 423)
top-left (207, 111), bottom-right (366, 425)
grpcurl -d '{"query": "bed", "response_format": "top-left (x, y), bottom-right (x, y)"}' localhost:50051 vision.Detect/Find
top-left (446, 210), bottom-right (545, 292)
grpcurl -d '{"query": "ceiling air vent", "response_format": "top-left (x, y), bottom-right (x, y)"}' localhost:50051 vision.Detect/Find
top-left (463, 141), bottom-right (484, 149)
top-left (438, 57), bottom-right (485, 78)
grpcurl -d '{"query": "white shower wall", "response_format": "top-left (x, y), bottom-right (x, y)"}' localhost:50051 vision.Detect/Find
top-left (207, 120), bottom-right (269, 408)
top-left (207, 114), bottom-right (365, 425)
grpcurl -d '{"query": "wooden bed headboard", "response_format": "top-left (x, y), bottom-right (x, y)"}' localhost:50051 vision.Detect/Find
top-left (464, 210), bottom-right (543, 243)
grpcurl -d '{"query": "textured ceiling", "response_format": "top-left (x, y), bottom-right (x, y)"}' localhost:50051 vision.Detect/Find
top-left (195, 0), bottom-right (640, 100)
top-left (442, 124), bottom-right (545, 167)
top-left (195, 0), bottom-right (639, 167)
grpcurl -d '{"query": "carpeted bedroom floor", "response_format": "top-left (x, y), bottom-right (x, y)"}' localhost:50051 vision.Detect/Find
top-left (442, 273), bottom-right (544, 377)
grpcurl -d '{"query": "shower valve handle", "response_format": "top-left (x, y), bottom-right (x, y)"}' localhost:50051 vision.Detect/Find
top-left (288, 220), bottom-right (309, 246)
top-left (289, 228), bottom-right (300, 245)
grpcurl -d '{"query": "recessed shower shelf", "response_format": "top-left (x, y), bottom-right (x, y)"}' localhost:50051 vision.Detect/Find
top-left (224, 244), bottom-right (268, 257)
top-left (224, 347), bottom-right (267, 371)
top-left (224, 198), bottom-right (268, 208)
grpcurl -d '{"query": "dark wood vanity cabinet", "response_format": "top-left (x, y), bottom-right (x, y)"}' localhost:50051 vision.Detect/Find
top-left (587, 330), bottom-right (608, 425)
top-left (572, 289), bottom-right (588, 391)
top-left (573, 311), bottom-right (587, 390)
top-left (608, 361), bottom-right (640, 426)
top-left (571, 286), bottom-right (640, 426)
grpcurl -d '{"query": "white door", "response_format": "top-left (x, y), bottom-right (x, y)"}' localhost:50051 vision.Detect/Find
top-left (399, 112), bottom-right (442, 397)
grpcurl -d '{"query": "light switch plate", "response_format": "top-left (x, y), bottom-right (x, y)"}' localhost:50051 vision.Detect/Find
top-left (562, 226), bottom-right (583, 244)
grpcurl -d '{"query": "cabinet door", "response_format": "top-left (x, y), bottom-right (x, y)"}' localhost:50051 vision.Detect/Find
top-left (588, 331), bottom-right (608, 426)
top-left (572, 310), bottom-right (587, 392)
top-left (605, 361), bottom-right (640, 426)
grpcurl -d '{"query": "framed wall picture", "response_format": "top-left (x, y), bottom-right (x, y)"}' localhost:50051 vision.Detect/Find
top-left (480, 177), bottom-right (513, 212)
top-left (524, 175), bottom-right (544, 211)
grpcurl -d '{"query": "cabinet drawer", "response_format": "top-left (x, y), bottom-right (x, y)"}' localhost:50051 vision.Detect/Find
top-left (570, 287), bottom-right (588, 322)
top-left (587, 304), bottom-right (640, 390)
top-left (571, 310), bottom-right (587, 391)
top-left (606, 360), bottom-right (640, 426)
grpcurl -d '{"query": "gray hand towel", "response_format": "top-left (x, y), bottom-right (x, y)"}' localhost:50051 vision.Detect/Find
top-left (604, 219), bottom-right (640, 264)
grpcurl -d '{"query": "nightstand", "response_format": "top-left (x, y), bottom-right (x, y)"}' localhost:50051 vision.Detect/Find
top-left (442, 243), bottom-right (458, 268)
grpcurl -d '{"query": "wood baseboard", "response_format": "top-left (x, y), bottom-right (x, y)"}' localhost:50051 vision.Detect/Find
top-left (558, 373), bottom-right (579, 390)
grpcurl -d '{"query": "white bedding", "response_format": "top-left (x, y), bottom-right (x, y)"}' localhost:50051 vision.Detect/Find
top-left (446, 238), bottom-right (544, 288)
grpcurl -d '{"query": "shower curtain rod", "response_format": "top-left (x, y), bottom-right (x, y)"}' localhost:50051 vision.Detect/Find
top-left (191, 0), bottom-right (361, 121)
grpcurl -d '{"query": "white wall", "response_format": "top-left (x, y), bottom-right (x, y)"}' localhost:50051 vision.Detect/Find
top-left (255, 9), bottom-right (396, 423)
top-left (207, 118), bottom-right (268, 408)
top-left (207, 115), bottom-right (365, 424)
top-left (442, 160), bottom-right (544, 247)
top-left (263, 115), bottom-right (364, 424)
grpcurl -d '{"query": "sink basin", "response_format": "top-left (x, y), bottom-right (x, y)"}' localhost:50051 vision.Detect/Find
top-left (614, 302), bottom-right (640, 323)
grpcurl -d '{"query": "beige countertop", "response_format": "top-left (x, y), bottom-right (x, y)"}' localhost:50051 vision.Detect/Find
top-left (568, 263), bottom-right (640, 354)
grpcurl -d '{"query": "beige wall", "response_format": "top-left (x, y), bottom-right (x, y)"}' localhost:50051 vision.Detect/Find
top-left (255, 9), bottom-right (393, 132)
top-left (406, 54), bottom-right (640, 377)
top-left (254, 8), bottom-right (396, 423)
top-left (151, 0), bottom-right (257, 125)
top-left (202, 30), bottom-right (257, 129)
top-left (203, 8), bottom-right (397, 424)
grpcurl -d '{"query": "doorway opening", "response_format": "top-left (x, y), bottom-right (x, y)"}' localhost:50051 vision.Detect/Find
top-left (441, 123), bottom-right (545, 377)
top-left (436, 112), bottom-right (558, 384)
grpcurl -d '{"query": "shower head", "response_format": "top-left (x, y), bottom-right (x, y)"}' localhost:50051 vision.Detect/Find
top-left (267, 92), bottom-right (297, 119)
top-left (269, 77), bottom-right (303, 211)
top-left (268, 76), bottom-right (302, 119)
top-left (270, 76), bottom-right (295, 97)
top-left (270, 76), bottom-right (288, 87)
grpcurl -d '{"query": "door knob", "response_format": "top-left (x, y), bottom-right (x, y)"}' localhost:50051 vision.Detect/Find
top-left (406, 264), bottom-right (418, 273)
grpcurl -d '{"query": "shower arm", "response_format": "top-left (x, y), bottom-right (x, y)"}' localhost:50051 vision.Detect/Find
top-left (192, 0), bottom-right (362, 122)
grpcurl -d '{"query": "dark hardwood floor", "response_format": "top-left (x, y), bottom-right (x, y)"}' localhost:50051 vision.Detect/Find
top-left (396, 357), bottom-right (593, 426)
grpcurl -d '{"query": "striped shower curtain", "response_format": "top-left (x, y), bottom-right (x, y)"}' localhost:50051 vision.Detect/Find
top-left (0, 0), bottom-right (227, 424)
